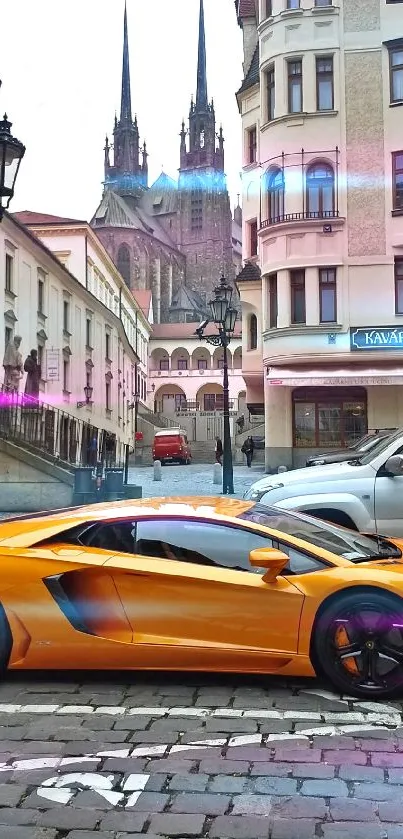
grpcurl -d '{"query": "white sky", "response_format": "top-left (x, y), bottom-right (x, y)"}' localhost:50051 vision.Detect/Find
top-left (1, 0), bottom-right (244, 222)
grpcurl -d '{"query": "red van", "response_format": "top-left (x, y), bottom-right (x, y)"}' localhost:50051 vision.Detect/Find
top-left (152, 429), bottom-right (192, 465)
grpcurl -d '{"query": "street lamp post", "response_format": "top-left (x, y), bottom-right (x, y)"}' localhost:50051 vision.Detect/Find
top-left (195, 275), bottom-right (238, 495)
top-left (0, 82), bottom-right (25, 221)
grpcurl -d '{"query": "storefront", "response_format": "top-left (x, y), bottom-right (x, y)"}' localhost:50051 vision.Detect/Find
top-left (292, 387), bottom-right (367, 449)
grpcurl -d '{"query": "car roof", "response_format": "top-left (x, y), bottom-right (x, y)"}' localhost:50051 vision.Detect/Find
top-left (0, 497), bottom-right (255, 548)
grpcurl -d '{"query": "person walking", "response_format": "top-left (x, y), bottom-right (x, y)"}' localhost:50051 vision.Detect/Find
top-left (242, 435), bottom-right (255, 468)
top-left (215, 436), bottom-right (223, 465)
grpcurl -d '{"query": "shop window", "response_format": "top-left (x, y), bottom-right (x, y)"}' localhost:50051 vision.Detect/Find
top-left (293, 388), bottom-right (367, 449)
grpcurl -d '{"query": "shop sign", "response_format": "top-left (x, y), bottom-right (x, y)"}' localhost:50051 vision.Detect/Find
top-left (351, 327), bottom-right (403, 351)
top-left (268, 377), bottom-right (403, 387)
top-left (45, 349), bottom-right (60, 381)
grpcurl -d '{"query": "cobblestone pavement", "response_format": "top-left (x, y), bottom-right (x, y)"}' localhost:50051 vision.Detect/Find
top-left (128, 463), bottom-right (265, 500)
top-left (0, 672), bottom-right (402, 838)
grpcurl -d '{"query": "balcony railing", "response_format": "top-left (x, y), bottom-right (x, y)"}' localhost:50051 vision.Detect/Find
top-left (260, 210), bottom-right (339, 230)
top-left (0, 392), bottom-right (125, 470)
top-left (149, 368), bottom-right (242, 377)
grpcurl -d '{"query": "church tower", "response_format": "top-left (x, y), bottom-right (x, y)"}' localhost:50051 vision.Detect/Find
top-left (104, 2), bottom-right (148, 197)
top-left (177, 0), bottom-right (233, 307)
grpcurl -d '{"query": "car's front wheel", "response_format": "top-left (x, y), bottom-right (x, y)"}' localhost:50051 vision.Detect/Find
top-left (314, 590), bottom-right (403, 698)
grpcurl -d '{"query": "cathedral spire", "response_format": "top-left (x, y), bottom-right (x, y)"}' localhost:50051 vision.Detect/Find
top-left (120, 1), bottom-right (132, 123)
top-left (196, 0), bottom-right (208, 111)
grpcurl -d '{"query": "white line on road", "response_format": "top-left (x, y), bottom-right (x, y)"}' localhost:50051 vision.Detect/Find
top-left (0, 703), bottom-right (400, 725)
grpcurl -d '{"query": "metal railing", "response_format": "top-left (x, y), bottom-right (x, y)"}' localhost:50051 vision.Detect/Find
top-left (0, 392), bottom-right (125, 470)
top-left (260, 210), bottom-right (339, 229)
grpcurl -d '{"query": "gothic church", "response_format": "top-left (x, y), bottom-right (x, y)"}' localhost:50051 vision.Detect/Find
top-left (91, 0), bottom-right (241, 325)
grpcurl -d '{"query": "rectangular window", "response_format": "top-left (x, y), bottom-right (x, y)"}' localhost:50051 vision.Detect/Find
top-left (288, 59), bottom-right (303, 113)
top-left (105, 331), bottom-right (111, 360)
top-left (266, 66), bottom-right (275, 121)
top-left (265, 0), bottom-right (272, 15)
top-left (191, 190), bottom-right (203, 231)
top-left (198, 358), bottom-right (208, 370)
top-left (106, 381), bottom-right (111, 411)
top-left (204, 393), bottom-right (224, 412)
top-left (63, 300), bottom-right (69, 332)
top-left (5, 327), bottom-right (12, 348)
top-left (316, 56), bottom-right (334, 110)
top-left (159, 358), bottom-right (169, 371)
top-left (395, 258), bottom-right (403, 314)
top-left (293, 396), bottom-right (367, 448)
top-left (286, 0), bottom-right (300, 8)
top-left (290, 269), bottom-right (306, 324)
top-left (63, 359), bottom-right (69, 392)
top-left (315, 0), bottom-right (332, 5)
top-left (390, 48), bottom-right (403, 103)
top-left (38, 279), bottom-right (44, 314)
top-left (177, 359), bottom-right (188, 370)
top-left (249, 220), bottom-right (258, 257)
top-left (5, 254), bottom-right (13, 293)
top-left (319, 267), bottom-right (337, 323)
top-left (269, 273), bottom-right (278, 329)
top-left (247, 126), bottom-right (257, 164)
top-left (392, 151), bottom-right (403, 211)
top-left (86, 317), bottom-right (92, 348)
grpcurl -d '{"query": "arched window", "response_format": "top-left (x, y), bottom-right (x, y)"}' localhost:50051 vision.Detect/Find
top-left (306, 162), bottom-right (335, 218)
top-left (249, 314), bottom-right (258, 350)
top-left (267, 168), bottom-right (284, 224)
top-left (117, 244), bottom-right (131, 287)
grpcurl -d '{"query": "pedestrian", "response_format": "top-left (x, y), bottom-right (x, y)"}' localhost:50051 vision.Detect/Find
top-left (215, 436), bottom-right (223, 465)
top-left (241, 435), bottom-right (254, 468)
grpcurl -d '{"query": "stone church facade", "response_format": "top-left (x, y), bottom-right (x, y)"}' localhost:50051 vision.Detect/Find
top-left (91, 0), bottom-right (239, 325)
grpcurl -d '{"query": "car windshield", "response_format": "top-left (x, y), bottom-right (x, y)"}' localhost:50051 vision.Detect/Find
top-left (356, 427), bottom-right (403, 466)
top-left (238, 504), bottom-right (402, 562)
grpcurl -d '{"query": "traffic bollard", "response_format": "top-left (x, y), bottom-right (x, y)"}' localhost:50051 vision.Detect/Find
top-left (278, 465), bottom-right (287, 473)
top-left (153, 460), bottom-right (162, 482)
top-left (213, 462), bottom-right (222, 485)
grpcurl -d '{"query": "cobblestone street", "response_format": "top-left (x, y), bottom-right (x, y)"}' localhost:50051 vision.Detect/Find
top-left (128, 463), bottom-right (265, 500)
top-left (0, 672), bottom-right (402, 838)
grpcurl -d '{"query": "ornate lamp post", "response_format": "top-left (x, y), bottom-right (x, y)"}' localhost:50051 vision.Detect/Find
top-left (196, 275), bottom-right (238, 495)
top-left (0, 83), bottom-right (25, 221)
top-left (77, 384), bottom-right (93, 409)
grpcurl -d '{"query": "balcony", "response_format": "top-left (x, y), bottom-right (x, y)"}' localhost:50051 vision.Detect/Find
top-left (149, 368), bottom-right (241, 378)
top-left (260, 210), bottom-right (339, 230)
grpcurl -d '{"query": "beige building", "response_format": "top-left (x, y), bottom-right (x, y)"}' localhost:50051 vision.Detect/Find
top-left (236, 0), bottom-right (403, 470)
top-left (1, 211), bottom-right (149, 465)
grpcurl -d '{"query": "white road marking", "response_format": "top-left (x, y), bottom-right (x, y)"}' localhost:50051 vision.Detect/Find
top-left (0, 703), bottom-right (400, 725)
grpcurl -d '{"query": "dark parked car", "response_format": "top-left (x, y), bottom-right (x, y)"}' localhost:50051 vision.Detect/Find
top-left (305, 429), bottom-right (396, 467)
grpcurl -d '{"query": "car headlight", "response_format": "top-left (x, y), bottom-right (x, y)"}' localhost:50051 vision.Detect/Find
top-left (246, 483), bottom-right (284, 501)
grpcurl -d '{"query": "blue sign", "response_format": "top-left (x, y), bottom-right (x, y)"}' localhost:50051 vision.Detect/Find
top-left (350, 326), bottom-right (403, 351)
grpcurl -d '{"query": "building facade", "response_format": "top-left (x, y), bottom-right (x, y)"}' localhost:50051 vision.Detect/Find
top-left (2, 211), bottom-right (147, 465)
top-left (92, 0), bottom-right (238, 325)
top-left (236, 0), bottom-right (403, 470)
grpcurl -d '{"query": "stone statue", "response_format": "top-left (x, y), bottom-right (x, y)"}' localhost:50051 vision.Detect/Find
top-left (3, 335), bottom-right (23, 393)
top-left (24, 349), bottom-right (41, 401)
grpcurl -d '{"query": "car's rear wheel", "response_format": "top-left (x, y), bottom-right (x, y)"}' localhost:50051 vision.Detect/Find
top-left (314, 590), bottom-right (403, 698)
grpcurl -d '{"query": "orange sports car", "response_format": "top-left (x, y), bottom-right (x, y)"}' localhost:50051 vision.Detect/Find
top-left (1, 496), bottom-right (403, 698)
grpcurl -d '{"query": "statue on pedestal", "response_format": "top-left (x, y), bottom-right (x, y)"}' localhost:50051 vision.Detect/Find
top-left (24, 349), bottom-right (41, 402)
top-left (3, 336), bottom-right (23, 393)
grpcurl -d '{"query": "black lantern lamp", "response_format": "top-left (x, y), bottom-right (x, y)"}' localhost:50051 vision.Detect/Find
top-left (0, 100), bottom-right (25, 221)
top-left (77, 384), bottom-right (93, 409)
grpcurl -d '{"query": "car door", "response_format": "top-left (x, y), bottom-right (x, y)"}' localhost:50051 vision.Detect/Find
top-left (374, 444), bottom-right (403, 535)
top-left (105, 517), bottom-right (305, 660)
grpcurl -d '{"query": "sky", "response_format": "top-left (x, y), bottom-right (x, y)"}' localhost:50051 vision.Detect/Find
top-left (1, 0), bottom-right (244, 222)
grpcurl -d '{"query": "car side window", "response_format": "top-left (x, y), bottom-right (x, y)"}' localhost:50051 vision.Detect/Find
top-left (276, 542), bottom-right (327, 576)
top-left (135, 519), bottom-right (273, 574)
top-left (83, 521), bottom-right (136, 554)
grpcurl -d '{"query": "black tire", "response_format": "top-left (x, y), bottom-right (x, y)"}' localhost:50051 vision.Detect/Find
top-left (314, 590), bottom-right (403, 698)
top-left (0, 604), bottom-right (12, 677)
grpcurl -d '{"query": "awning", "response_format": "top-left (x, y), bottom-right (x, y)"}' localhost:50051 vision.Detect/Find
top-left (266, 367), bottom-right (403, 387)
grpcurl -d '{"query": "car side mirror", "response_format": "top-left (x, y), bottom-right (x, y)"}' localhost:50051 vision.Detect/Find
top-left (384, 455), bottom-right (403, 476)
top-left (249, 547), bottom-right (289, 583)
